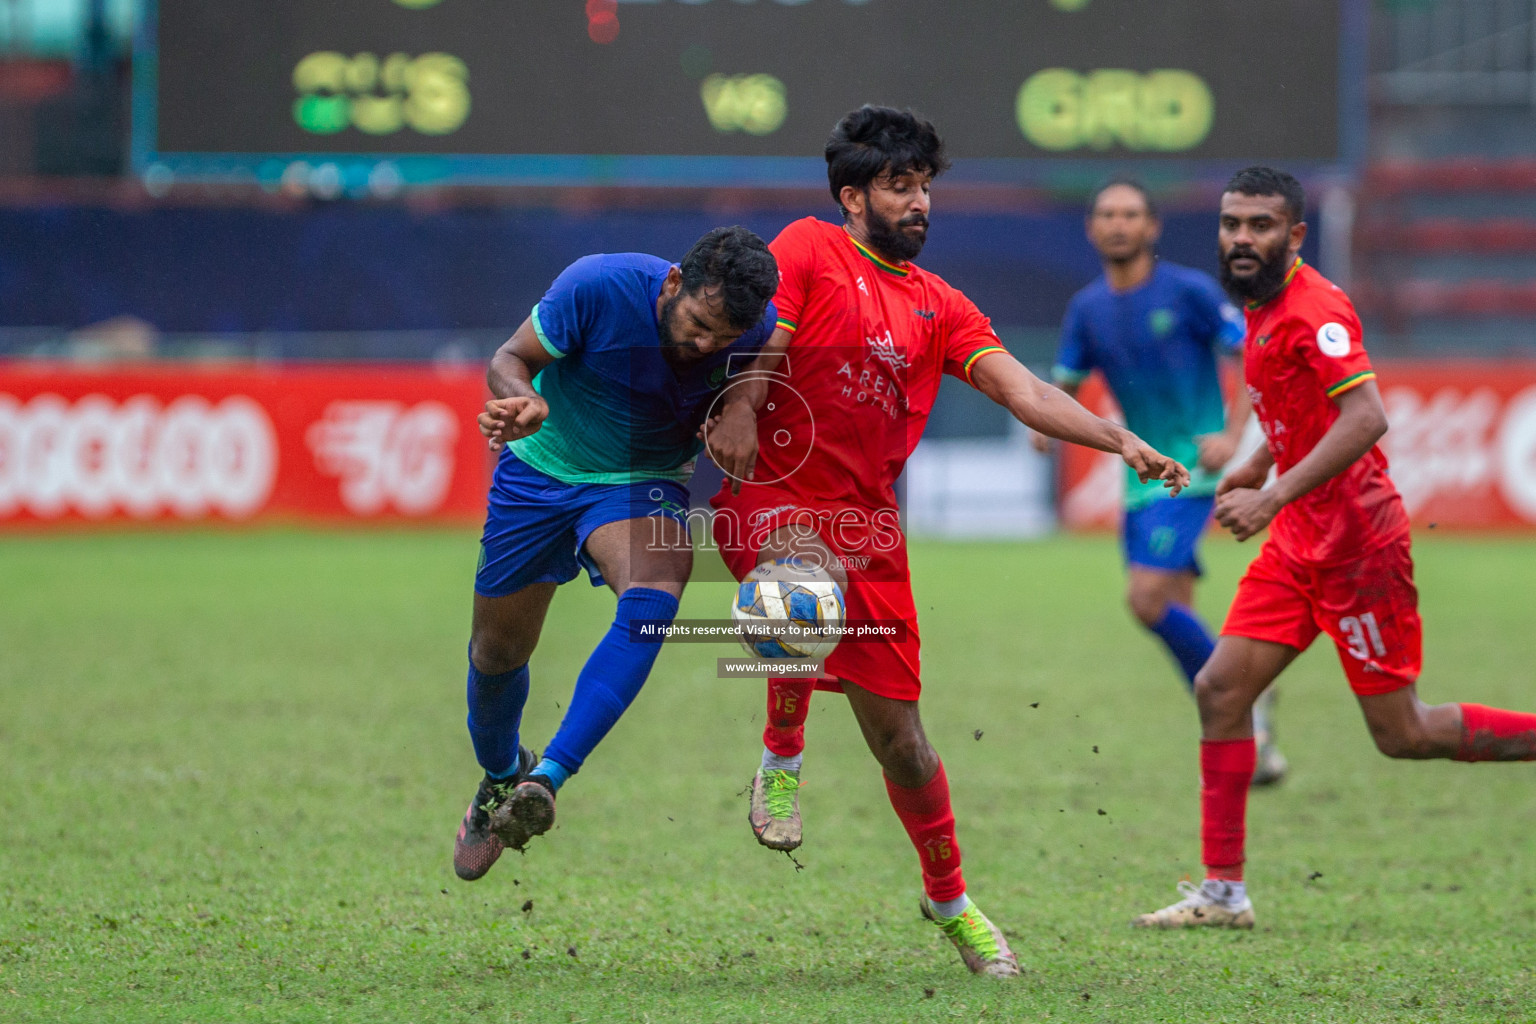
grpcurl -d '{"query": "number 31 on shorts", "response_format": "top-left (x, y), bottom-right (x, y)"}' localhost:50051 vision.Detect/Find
top-left (1339, 612), bottom-right (1387, 661)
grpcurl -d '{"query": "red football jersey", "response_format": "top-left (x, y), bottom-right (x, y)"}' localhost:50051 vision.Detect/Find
top-left (749, 217), bottom-right (1007, 510)
top-left (1243, 259), bottom-right (1409, 565)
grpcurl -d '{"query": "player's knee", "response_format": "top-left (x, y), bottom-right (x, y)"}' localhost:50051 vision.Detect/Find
top-left (878, 731), bottom-right (936, 783)
top-left (1125, 576), bottom-right (1172, 628)
top-left (1126, 589), bottom-right (1165, 628)
top-left (1192, 665), bottom-right (1226, 705)
top-left (1193, 666), bottom-right (1247, 723)
top-left (469, 632), bottom-right (536, 676)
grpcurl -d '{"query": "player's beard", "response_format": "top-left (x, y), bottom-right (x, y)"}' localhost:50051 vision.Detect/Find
top-left (865, 205), bottom-right (928, 263)
top-left (656, 294), bottom-right (691, 367)
top-left (1219, 242), bottom-right (1291, 304)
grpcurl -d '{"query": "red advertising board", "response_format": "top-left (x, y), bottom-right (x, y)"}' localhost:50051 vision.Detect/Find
top-left (1059, 361), bottom-right (1536, 532)
top-left (0, 364), bottom-right (492, 527)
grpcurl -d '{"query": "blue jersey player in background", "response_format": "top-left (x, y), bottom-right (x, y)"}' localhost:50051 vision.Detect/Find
top-left (453, 226), bottom-right (780, 880)
top-left (1036, 179), bottom-right (1288, 786)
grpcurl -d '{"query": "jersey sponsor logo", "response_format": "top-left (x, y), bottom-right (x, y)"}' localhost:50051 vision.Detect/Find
top-left (708, 365), bottom-right (729, 389)
top-left (836, 359), bottom-right (905, 419)
top-left (307, 400), bottom-right (459, 515)
top-left (836, 358), bottom-right (905, 419)
top-left (1257, 412), bottom-right (1288, 455)
top-left (1148, 307), bottom-right (1175, 338)
top-left (867, 330), bottom-right (910, 371)
top-left (1317, 322), bottom-right (1352, 358)
top-left (912, 308), bottom-right (936, 320)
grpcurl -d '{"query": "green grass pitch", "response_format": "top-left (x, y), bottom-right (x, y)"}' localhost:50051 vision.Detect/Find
top-left (3, 530), bottom-right (1535, 1022)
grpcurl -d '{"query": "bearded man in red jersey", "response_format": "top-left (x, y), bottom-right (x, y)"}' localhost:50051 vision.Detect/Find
top-left (704, 105), bottom-right (1189, 977)
top-left (1134, 166), bottom-right (1536, 930)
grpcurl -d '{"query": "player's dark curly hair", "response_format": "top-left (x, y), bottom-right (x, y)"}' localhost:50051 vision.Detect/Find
top-left (1224, 166), bottom-right (1306, 225)
top-left (825, 105), bottom-right (951, 218)
top-left (1088, 176), bottom-right (1158, 219)
top-left (678, 225), bottom-right (779, 331)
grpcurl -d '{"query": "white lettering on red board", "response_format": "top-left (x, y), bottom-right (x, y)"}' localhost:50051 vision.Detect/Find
top-left (306, 400), bottom-right (459, 515)
top-left (0, 393), bottom-right (278, 519)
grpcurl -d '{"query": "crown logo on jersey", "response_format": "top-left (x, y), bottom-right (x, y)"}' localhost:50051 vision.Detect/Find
top-left (867, 330), bottom-right (909, 371)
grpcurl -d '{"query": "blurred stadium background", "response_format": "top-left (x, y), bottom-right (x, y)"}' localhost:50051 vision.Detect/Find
top-left (6, 6), bottom-right (1536, 1020)
top-left (1, 0), bottom-right (1533, 538)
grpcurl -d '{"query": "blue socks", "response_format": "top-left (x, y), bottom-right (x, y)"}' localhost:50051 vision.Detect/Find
top-left (466, 658), bottom-right (531, 779)
top-left (529, 757), bottom-right (571, 791)
top-left (540, 587), bottom-right (680, 790)
top-left (1149, 603), bottom-right (1216, 690)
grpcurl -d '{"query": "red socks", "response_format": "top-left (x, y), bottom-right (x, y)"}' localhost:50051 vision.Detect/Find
top-left (1456, 703), bottom-right (1536, 762)
top-left (763, 677), bottom-right (815, 757)
top-left (1194, 707), bottom-right (1536, 882)
top-left (767, 680), bottom-right (965, 902)
top-left (1201, 738), bottom-right (1255, 881)
top-left (884, 760), bottom-right (966, 902)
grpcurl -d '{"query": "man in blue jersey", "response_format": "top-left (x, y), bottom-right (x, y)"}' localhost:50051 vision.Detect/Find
top-left (452, 226), bottom-right (780, 881)
top-left (1036, 178), bottom-right (1287, 784)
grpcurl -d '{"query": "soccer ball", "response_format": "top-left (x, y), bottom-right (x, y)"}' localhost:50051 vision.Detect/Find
top-left (731, 558), bottom-right (845, 661)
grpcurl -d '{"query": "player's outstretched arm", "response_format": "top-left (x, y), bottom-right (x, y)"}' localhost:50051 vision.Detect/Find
top-left (479, 317), bottom-right (554, 451)
top-left (1214, 380), bottom-right (1389, 541)
top-left (702, 327), bottom-right (792, 494)
top-left (1028, 379), bottom-right (1080, 454)
top-left (972, 352), bottom-right (1189, 494)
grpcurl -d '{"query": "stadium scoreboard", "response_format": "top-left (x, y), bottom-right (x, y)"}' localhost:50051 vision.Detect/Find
top-left (135, 0), bottom-right (1362, 186)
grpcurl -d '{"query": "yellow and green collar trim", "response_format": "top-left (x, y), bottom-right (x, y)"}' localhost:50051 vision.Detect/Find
top-left (845, 230), bottom-right (911, 277)
top-left (1326, 370), bottom-right (1376, 398)
top-left (962, 344), bottom-right (1008, 383)
top-left (1245, 257), bottom-right (1304, 310)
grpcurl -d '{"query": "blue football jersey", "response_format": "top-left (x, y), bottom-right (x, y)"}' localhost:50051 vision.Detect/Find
top-left (1054, 261), bottom-right (1244, 507)
top-left (511, 253), bottom-right (776, 484)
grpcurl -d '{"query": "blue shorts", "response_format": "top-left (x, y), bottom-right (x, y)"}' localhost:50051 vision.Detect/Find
top-left (1121, 495), bottom-right (1215, 575)
top-left (475, 452), bottom-right (692, 598)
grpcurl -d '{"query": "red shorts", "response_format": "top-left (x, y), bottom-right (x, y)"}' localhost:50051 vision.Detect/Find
top-left (1222, 534), bottom-right (1422, 696)
top-left (710, 482), bottom-right (921, 701)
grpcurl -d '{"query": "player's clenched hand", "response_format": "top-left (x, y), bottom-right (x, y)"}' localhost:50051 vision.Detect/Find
top-left (1215, 486), bottom-right (1281, 542)
top-left (1216, 458), bottom-right (1269, 496)
top-left (1121, 441), bottom-right (1189, 496)
top-left (704, 402), bottom-right (759, 495)
top-left (478, 396), bottom-right (548, 451)
top-left (1195, 432), bottom-right (1238, 473)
